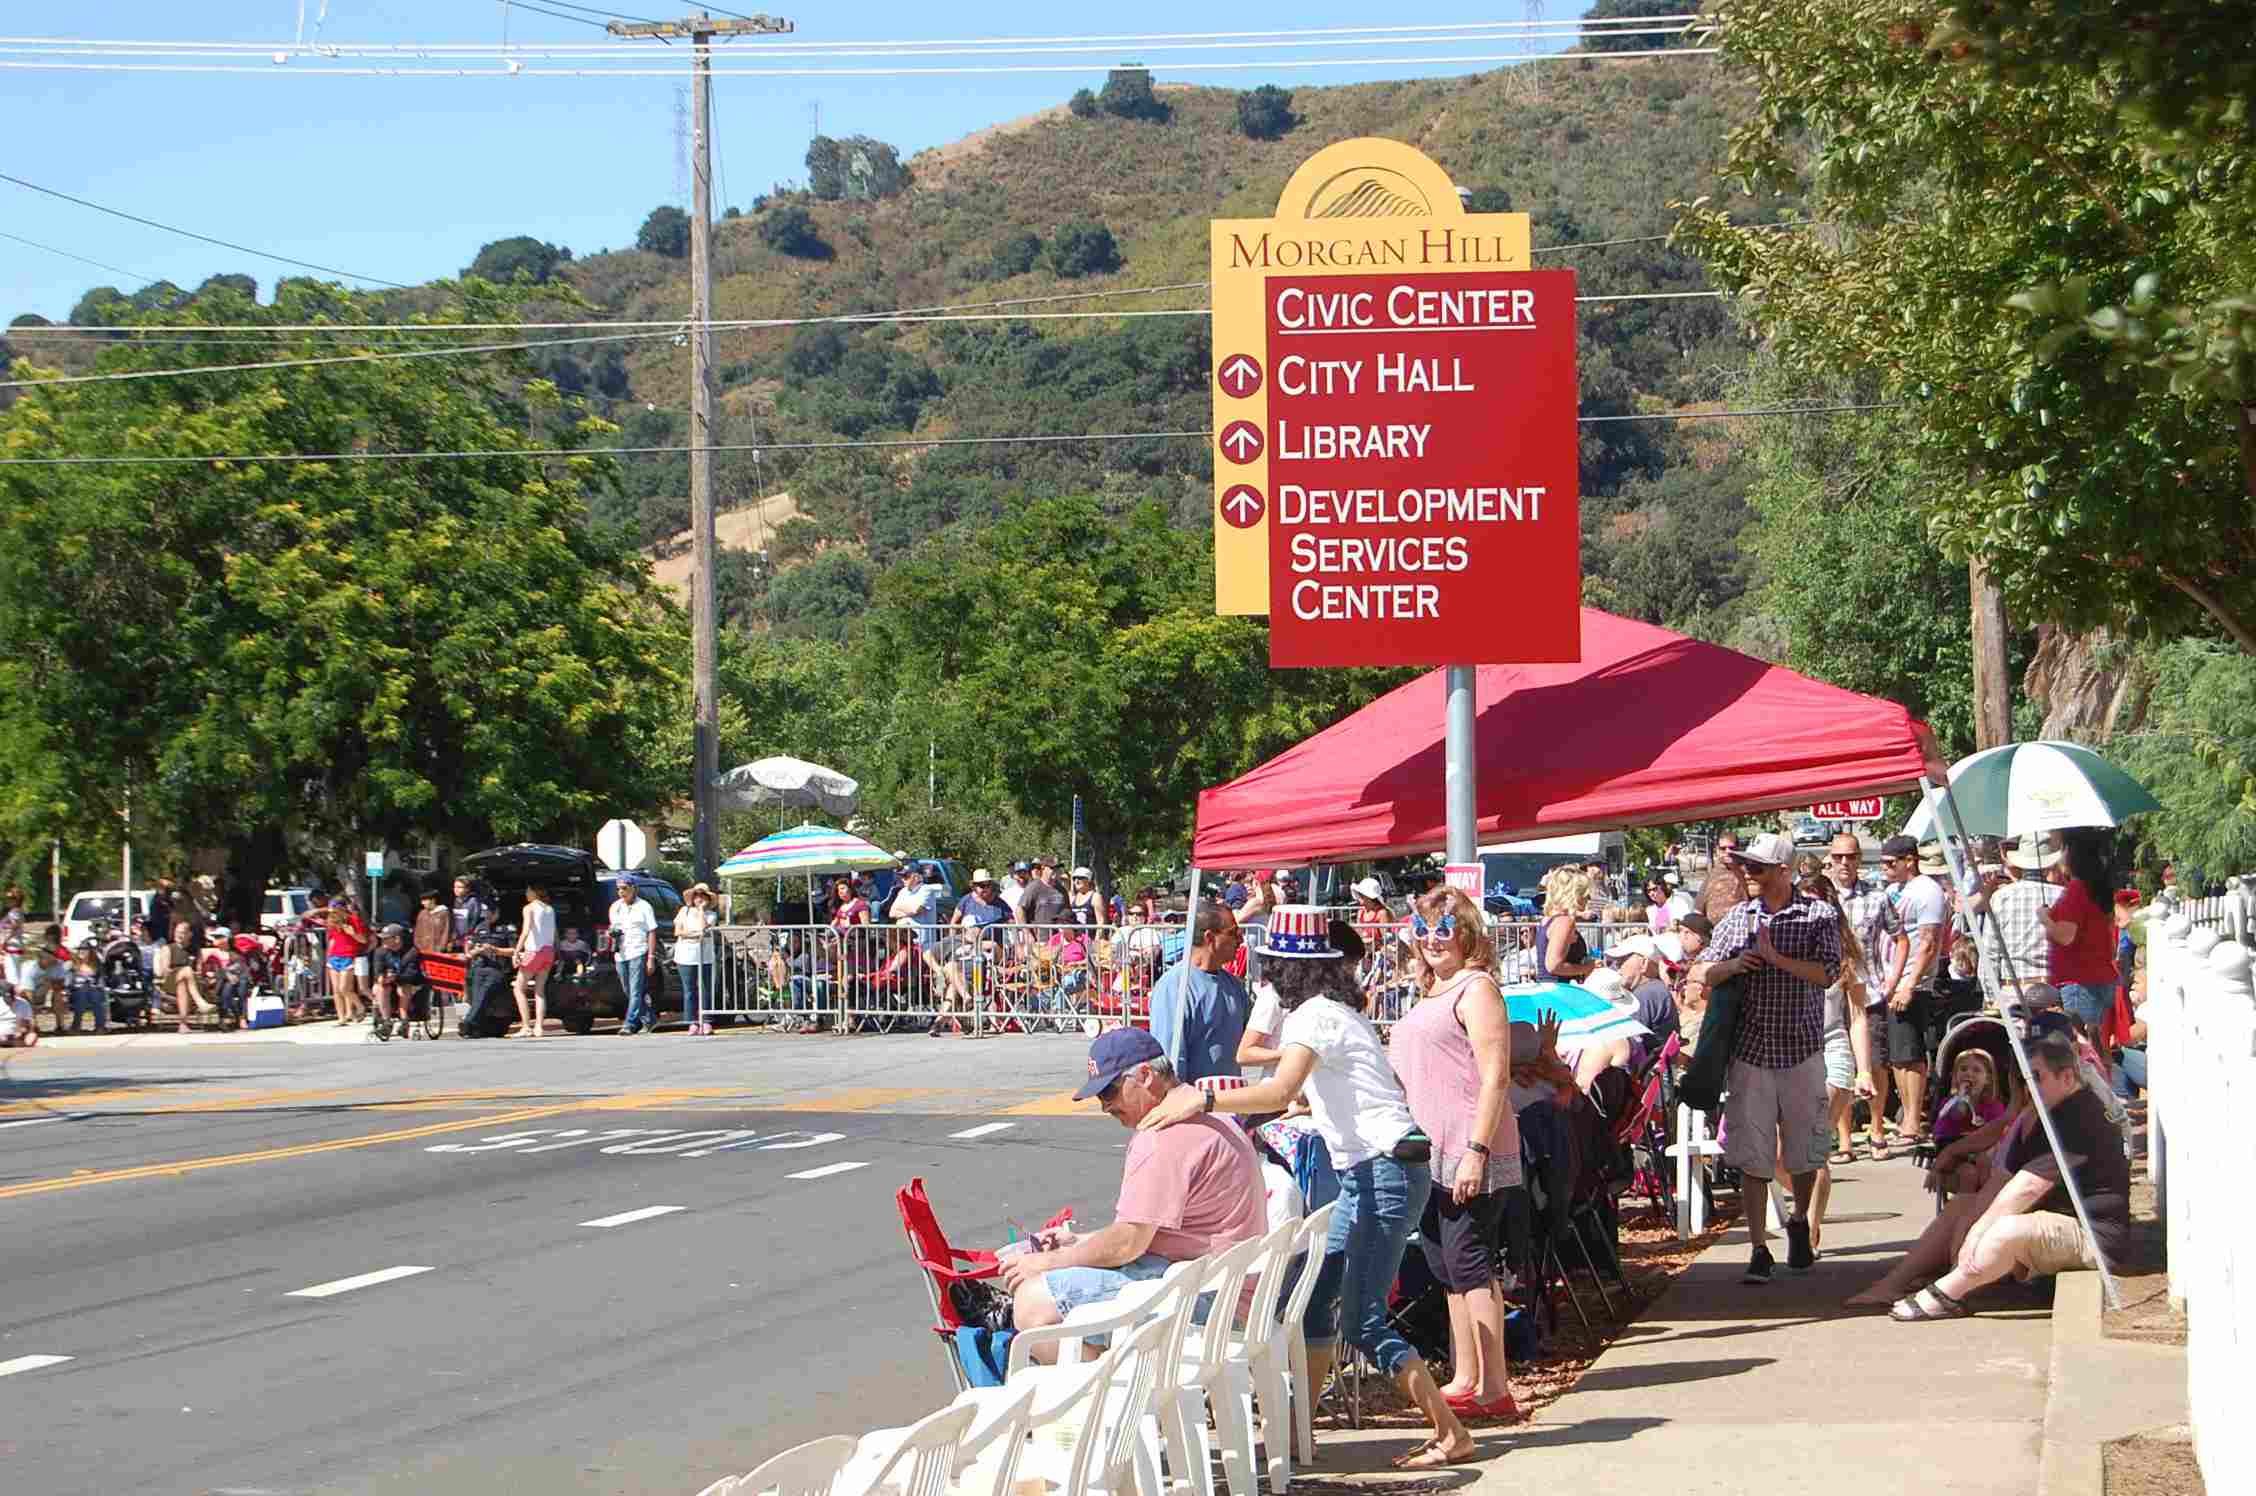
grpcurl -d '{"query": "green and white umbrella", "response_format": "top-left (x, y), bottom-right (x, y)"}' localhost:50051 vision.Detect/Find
top-left (1902, 740), bottom-right (2161, 841)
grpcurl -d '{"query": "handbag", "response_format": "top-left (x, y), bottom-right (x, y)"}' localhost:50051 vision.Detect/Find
top-left (946, 1275), bottom-right (1015, 1333)
top-left (1390, 1127), bottom-right (1433, 1165)
top-left (1677, 974), bottom-right (1746, 1113)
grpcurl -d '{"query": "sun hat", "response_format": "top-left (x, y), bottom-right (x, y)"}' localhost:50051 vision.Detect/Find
top-left (1072, 866), bottom-right (1093, 880)
top-left (1261, 904), bottom-right (1342, 960)
top-left (1582, 967), bottom-right (1626, 1001)
top-left (1730, 832), bottom-right (1797, 868)
top-left (2008, 844), bottom-right (2063, 872)
top-left (1608, 933), bottom-right (1660, 962)
top-left (1073, 1026), bottom-right (1166, 1100)
top-left (1350, 876), bottom-right (1385, 903)
top-left (683, 881), bottom-right (714, 900)
top-left (1917, 842), bottom-right (1953, 875)
top-left (970, 868), bottom-right (996, 885)
top-left (1653, 932), bottom-right (1687, 965)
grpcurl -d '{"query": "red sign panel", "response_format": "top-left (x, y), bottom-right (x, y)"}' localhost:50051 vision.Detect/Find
top-left (1262, 269), bottom-right (1580, 667)
top-left (1811, 799), bottom-right (1885, 821)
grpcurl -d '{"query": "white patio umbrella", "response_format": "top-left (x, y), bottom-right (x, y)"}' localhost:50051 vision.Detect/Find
top-left (1901, 740), bottom-right (2161, 841)
top-left (714, 757), bottom-right (860, 820)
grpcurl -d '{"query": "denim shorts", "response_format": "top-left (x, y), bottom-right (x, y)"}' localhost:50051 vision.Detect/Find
top-left (1042, 1251), bottom-right (1173, 1318)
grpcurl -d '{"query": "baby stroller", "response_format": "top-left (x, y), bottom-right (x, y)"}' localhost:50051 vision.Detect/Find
top-left (96, 922), bottom-right (155, 1029)
top-left (1912, 1012), bottom-right (2026, 1212)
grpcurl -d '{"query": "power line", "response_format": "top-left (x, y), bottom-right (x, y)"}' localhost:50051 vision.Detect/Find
top-left (0, 328), bottom-right (665, 391)
top-left (0, 171), bottom-right (411, 289)
top-left (0, 228), bottom-right (157, 286)
top-left (0, 404), bottom-right (1906, 467)
top-left (507, 2), bottom-right (619, 31)
top-left (0, 44), bottom-right (1714, 79)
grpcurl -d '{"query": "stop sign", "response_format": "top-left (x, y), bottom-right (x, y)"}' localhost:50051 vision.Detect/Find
top-left (597, 818), bottom-right (649, 871)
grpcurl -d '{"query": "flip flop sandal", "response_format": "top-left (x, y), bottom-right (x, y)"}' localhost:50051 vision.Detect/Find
top-left (1889, 1286), bottom-right (1968, 1322)
top-left (1829, 1150), bottom-right (1856, 1165)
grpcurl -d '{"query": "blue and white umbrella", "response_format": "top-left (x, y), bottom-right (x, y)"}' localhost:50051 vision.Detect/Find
top-left (1500, 979), bottom-right (1651, 1054)
top-left (1901, 740), bottom-right (2161, 842)
top-left (718, 823), bottom-right (894, 878)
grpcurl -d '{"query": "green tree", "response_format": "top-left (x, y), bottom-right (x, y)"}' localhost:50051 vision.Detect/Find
top-left (1463, 186), bottom-right (1514, 214)
top-left (1236, 85), bottom-right (1296, 141)
top-left (466, 236), bottom-right (572, 284)
top-left (67, 286), bottom-right (127, 327)
top-left (1046, 222), bottom-right (1122, 279)
top-left (767, 551), bottom-right (874, 642)
top-left (636, 205), bottom-right (691, 259)
top-left (805, 134), bottom-right (912, 201)
top-left (1581, 0), bottom-right (1698, 53)
top-left (0, 286), bottom-right (680, 921)
top-left (193, 273), bottom-right (259, 301)
top-left (757, 206), bottom-right (831, 260)
top-left (1098, 68), bottom-right (1169, 123)
top-left (2116, 639), bottom-right (2256, 878)
top-left (1066, 88), bottom-right (1098, 119)
top-left (983, 231), bottom-right (1045, 281)
top-left (1677, 1), bottom-right (2256, 653)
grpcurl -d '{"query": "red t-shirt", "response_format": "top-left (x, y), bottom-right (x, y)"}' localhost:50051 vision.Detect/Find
top-left (2047, 878), bottom-right (2117, 986)
top-left (327, 911), bottom-right (369, 960)
top-left (1113, 1103), bottom-right (1266, 1261)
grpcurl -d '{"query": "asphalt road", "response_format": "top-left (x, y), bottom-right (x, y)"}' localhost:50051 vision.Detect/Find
top-left (1, 1030), bottom-right (1116, 1495)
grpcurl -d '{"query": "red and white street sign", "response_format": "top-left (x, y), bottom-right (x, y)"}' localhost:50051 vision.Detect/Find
top-left (1218, 420), bottom-right (1264, 463)
top-left (1261, 271), bottom-right (1581, 667)
top-left (1217, 354), bottom-right (1263, 399)
top-left (1811, 799), bottom-right (1885, 821)
top-left (1219, 485), bottom-right (1266, 528)
top-left (1443, 862), bottom-right (1483, 898)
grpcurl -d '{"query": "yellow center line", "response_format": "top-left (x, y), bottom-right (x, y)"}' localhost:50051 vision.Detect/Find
top-left (0, 1092), bottom-right (684, 1201)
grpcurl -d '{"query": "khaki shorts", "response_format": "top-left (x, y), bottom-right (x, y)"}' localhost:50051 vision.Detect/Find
top-left (1723, 1052), bottom-right (1831, 1181)
top-left (2011, 1211), bottom-right (2097, 1278)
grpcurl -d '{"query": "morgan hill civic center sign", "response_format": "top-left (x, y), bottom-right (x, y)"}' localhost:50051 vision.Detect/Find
top-left (1211, 139), bottom-right (1581, 668)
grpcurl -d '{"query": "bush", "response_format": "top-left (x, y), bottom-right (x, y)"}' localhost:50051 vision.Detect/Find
top-left (985, 231), bottom-right (1044, 280)
top-left (1067, 89), bottom-right (1098, 119)
top-left (636, 205), bottom-right (691, 259)
top-left (758, 205), bottom-right (832, 260)
top-left (1463, 186), bottom-right (1514, 213)
top-left (1046, 221), bottom-right (1122, 278)
top-left (805, 134), bottom-right (912, 201)
top-left (1235, 85), bottom-right (1296, 140)
top-left (1098, 68), bottom-right (1169, 123)
top-left (465, 236), bottom-right (571, 284)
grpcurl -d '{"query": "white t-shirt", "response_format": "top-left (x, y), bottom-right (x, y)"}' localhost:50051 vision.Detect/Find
top-left (1898, 875), bottom-right (1947, 989)
top-left (520, 900), bottom-right (558, 954)
top-left (1242, 982), bottom-right (1284, 1082)
top-left (609, 898), bottom-right (658, 961)
top-left (0, 991), bottom-right (31, 1038)
top-left (671, 905), bottom-right (711, 966)
top-left (1666, 891), bottom-right (1696, 922)
top-left (1279, 997), bottom-right (1416, 1170)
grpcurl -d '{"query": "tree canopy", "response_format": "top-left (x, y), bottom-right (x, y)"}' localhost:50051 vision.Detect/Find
top-left (466, 236), bottom-right (572, 284)
top-left (804, 135), bottom-right (911, 201)
top-left (1678, 0), bottom-right (2256, 653)
top-left (637, 205), bottom-right (691, 259)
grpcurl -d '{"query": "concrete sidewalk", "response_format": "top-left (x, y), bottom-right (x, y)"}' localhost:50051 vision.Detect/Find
top-left (1314, 1152), bottom-right (2056, 1496)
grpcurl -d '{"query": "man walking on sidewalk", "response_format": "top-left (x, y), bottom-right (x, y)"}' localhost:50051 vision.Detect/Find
top-left (1690, 831), bottom-right (1842, 1284)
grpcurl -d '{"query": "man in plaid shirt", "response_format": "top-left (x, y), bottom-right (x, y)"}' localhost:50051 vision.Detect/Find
top-left (1689, 831), bottom-right (1842, 1284)
top-left (1974, 843), bottom-right (2062, 1003)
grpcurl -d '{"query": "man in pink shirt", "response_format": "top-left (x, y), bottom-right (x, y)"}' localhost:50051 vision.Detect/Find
top-left (1000, 1028), bottom-right (1264, 1355)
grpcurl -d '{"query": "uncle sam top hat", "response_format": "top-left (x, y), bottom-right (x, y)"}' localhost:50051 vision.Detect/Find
top-left (1262, 904), bottom-right (1343, 959)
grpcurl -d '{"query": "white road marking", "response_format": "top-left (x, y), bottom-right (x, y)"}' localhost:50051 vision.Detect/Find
top-left (786, 1161), bottom-right (870, 1181)
top-left (0, 1116), bottom-right (63, 1130)
top-left (581, 1205), bottom-right (688, 1228)
top-left (287, 1265), bottom-right (436, 1299)
top-left (949, 1123), bottom-right (1014, 1140)
top-left (0, 1354), bottom-right (72, 1376)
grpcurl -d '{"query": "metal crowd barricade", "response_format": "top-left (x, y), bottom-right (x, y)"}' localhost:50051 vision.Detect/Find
top-left (700, 918), bottom-right (1177, 1035)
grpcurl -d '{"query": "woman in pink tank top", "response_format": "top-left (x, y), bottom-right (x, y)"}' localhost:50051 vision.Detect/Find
top-left (1391, 886), bottom-right (1523, 1422)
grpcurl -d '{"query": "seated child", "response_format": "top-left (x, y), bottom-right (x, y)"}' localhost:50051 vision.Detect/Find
top-left (1932, 1049), bottom-right (2009, 1195)
top-left (66, 947), bottom-right (109, 1033)
top-left (0, 986), bottom-right (35, 1047)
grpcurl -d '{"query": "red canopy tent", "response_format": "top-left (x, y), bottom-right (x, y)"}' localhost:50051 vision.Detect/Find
top-left (1194, 608), bottom-right (1944, 865)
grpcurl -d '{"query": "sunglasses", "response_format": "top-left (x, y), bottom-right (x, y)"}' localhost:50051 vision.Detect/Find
top-left (1411, 912), bottom-right (1459, 940)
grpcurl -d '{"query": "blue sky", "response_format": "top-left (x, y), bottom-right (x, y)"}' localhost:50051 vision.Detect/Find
top-left (3, 2), bottom-right (1601, 321)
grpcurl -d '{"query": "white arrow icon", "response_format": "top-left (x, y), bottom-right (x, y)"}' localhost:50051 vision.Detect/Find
top-left (1220, 424), bottom-right (1261, 459)
top-left (1219, 355), bottom-right (1261, 396)
top-left (1222, 487), bottom-right (1264, 526)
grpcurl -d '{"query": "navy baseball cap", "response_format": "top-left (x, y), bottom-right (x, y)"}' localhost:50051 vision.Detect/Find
top-left (1074, 1027), bottom-right (1165, 1100)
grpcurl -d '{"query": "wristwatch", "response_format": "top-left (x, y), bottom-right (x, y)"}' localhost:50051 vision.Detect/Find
top-left (1466, 1142), bottom-right (1491, 1157)
top-left (1202, 1089), bottom-right (1216, 1114)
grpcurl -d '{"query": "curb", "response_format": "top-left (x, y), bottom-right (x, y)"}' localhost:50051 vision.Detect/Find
top-left (2037, 1270), bottom-right (2190, 1496)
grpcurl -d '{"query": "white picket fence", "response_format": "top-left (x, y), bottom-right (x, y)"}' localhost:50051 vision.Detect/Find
top-left (2144, 876), bottom-right (2256, 1495)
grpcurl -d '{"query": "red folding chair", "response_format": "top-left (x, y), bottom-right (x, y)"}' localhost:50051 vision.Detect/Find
top-left (896, 1177), bottom-right (1071, 1391)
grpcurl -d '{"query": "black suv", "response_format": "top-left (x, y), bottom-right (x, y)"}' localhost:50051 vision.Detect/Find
top-left (455, 844), bottom-right (683, 1035)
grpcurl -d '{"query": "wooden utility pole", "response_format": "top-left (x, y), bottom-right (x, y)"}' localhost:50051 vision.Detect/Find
top-left (607, 11), bottom-right (794, 883)
top-left (1970, 558), bottom-right (2013, 750)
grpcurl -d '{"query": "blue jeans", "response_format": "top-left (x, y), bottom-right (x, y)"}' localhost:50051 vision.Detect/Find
top-left (2114, 1045), bottom-right (2148, 1099)
top-left (1303, 1153), bottom-right (1431, 1376)
top-left (676, 961), bottom-right (706, 1024)
top-left (2060, 981), bottom-right (2110, 1031)
top-left (619, 954), bottom-right (651, 1031)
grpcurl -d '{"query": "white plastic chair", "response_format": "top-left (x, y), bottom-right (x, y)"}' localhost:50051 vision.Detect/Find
top-left (948, 1382), bottom-right (1039, 1496)
top-left (840, 1401), bottom-right (977, 1496)
top-left (1166, 1230), bottom-right (1282, 1496)
top-left (1239, 1213), bottom-right (1320, 1495)
top-left (1019, 1307), bottom-right (1174, 1496)
top-left (697, 1434), bottom-right (859, 1496)
top-left (1280, 1202), bottom-right (1338, 1471)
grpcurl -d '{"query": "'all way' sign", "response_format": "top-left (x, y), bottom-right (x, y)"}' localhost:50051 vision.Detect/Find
top-left (1210, 138), bottom-right (1581, 669)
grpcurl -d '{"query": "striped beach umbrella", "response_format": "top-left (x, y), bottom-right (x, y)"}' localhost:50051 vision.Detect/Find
top-left (1500, 979), bottom-right (1652, 1054)
top-left (718, 823), bottom-right (896, 878)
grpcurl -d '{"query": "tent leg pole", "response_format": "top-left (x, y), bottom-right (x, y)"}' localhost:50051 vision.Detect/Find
top-left (1922, 775), bottom-right (2124, 1310)
top-left (1445, 665), bottom-right (1478, 866)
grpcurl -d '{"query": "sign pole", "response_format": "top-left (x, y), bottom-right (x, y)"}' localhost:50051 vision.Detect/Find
top-left (1445, 665), bottom-right (1478, 866)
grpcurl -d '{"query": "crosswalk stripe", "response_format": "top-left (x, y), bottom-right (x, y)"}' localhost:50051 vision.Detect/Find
top-left (786, 1161), bottom-right (870, 1181)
